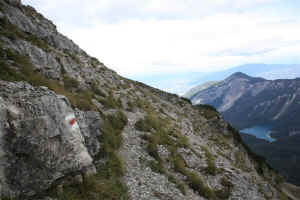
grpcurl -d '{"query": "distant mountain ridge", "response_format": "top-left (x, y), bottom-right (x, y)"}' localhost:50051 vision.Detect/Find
top-left (189, 72), bottom-right (300, 137)
top-left (187, 72), bottom-right (300, 185)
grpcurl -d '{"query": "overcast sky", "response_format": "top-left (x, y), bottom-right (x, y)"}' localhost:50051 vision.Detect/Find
top-left (22, 0), bottom-right (300, 93)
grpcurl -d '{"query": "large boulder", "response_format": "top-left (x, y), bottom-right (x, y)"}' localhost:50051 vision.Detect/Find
top-left (0, 81), bottom-right (97, 197)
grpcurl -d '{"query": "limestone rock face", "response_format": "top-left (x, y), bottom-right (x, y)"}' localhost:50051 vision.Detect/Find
top-left (0, 81), bottom-right (98, 197)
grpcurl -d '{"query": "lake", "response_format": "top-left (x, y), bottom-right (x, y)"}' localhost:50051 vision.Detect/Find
top-left (240, 126), bottom-right (276, 142)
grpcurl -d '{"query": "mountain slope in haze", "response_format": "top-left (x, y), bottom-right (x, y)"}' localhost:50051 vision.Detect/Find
top-left (0, 1), bottom-right (290, 200)
top-left (190, 72), bottom-right (300, 137)
top-left (183, 81), bottom-right (221, 99)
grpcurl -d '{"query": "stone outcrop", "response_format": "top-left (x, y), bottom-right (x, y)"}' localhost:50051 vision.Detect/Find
top-left (0, 81), bottom-right (98, 197)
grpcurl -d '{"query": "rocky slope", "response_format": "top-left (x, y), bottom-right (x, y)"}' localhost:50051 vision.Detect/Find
top-left (189, 72), bottom-right (300, 137)
top-left (183, 81), bottom-right (221, 99)
top-left (0, 0), bottom-right (289, 199)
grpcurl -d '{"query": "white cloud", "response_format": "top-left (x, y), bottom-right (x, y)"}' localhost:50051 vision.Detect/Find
top-left (58, 13), bottom-right (300, 77)
top-left (22, 0), bottom-right (300, 93)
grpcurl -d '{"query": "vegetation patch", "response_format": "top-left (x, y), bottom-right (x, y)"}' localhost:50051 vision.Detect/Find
top-left (170, 149), bottom-right (216, 199)
top-left (0, 48), bottom-right (97, 111)
top-left (138, 111), bottom-right (215, 198)
top-left (63, 49), bottom-right (81, 64)
top-left (201, 146), bottom-right (217, 176)
top-left (97, 91), bottom-right (122, 109)
top-left (71, 111), bottom-right (129, 200)
top-left (215, 177), bottom-right (234, 199)
top-left (96, 110), bottom-right (128, 155)
top-left (47, 111), bottom-right (129, 199)
top-left (0, 18), bottom-right (50, 52)
top-left (91, 81), bottom-right (106, 97)
top-left (194, 104), bottom-right (219, 119)
top-left (63, 75), bottom-right (80, 90)
top-left (227, 124), bottom-right (270, 174)
top-left (54, 170), bottom-right (129, 200)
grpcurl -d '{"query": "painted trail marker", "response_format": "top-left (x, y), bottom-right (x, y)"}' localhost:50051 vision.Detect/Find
top-left (65, 113), bottom-right (79, 131)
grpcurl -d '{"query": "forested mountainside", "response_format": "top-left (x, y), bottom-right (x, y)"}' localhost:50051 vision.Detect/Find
top-left (0, 1), bottom-right (290, 199)
top-left (241, 133), bottom-right (300, 186)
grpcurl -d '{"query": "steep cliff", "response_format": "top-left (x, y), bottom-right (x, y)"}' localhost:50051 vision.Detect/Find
top-left (0, 1), bottom-right (289, 200)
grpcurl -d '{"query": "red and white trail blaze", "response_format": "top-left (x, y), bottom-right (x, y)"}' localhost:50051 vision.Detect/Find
top-left (65, 113), bottom-right (79, 131)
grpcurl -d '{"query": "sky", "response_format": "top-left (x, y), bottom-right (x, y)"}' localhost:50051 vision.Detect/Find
top-left (22, 0), bottom-right (300, 94)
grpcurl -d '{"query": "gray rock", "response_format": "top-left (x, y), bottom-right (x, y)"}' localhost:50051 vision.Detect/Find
top-left (0, 81), bottom-right (97, 197)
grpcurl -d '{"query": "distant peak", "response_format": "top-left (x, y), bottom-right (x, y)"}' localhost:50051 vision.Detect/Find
top-left (231, 72), bottom-right (249, 78)
top-left (225, 72), bottom-right (266, 83)
top-left (226, 72), bottom-right (251, 80)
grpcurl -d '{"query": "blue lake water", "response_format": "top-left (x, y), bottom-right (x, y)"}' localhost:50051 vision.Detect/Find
top-left (240, 126), bottom-right (276, 142)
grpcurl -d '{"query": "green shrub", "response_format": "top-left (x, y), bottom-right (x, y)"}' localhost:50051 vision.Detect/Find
top-left (169, 130), bottom-right (189, 148)
top-left (176, 183), bottom-right (186, 195)
top-left (149, 160), bottom-right (165, 174)
top-left (56, 173), bottom-right (129, 200)
top-left (106, 110), bottom-right (128, 131)
top-left (63, 75), bottom-right (79, 89)
top-left (146, 143), bottom-right (161, 162)
top-left (97, 91), bottom-right (121, 109)
top-left (98, 152), bottom-right (124, 178)
top-left (194, 104), bottom-right (219, 119)
top-left (63, 49), bottom-right (81, 64)
top-left (186, 172), bottom-right (216, 199)
top-left (82, 110), bottom-right (129, 200)
top-left (215, 177), bottom-right (233, 199)
top-left (173, 153), bottom-right (187, 175)
top-left (0, 60), bottom-right (20, 81)
top-left (126, 100), bottom-right (134, 112)
top-left (167, 175), bottom-right (186, 195)
top-left (135, 118), bottom-right (152, 132)
top-left (91, 81), bottom-right (106, 97)
top-left (201, 146), bottom-right (217, 176)
top-left (234, 151), bottom-right (250, 172)
top-left (97, 111), bottom-right (128, 153)
top-left (170, 148), bottom-right (215, 199)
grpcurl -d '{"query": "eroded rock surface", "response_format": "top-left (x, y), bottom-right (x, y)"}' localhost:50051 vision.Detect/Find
top-left (0, 81), bottom-right (98, 197)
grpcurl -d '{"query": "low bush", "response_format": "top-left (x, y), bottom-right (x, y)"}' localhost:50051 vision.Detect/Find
top-left (194, 104), bottom-right (219, 119)
top-left (215, 177), bottom-right (234, 199)
top-left (167, 174), bottom-right (186, 195)
top-left (186, 172), bottom-right (216, 199)
top-left (134, 118), bottom-right (152, 132)
top-left (63, 75), bottom-right (79, 90)
top-left (201, 146), bottom-right (217, 176)
top-left (91, 81), bottom-right (106, 97)
top-left (56, 173), bottom-right (129, 200)
top-left (82, 110), bottom-right (129, 200)
top-left (149, 160), bottom-right (165, 174)
top-left (97, 91), bottom-right (121, 109)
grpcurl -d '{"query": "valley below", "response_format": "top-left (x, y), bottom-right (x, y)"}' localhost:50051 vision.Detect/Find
top-left (240, 125), bottom-right (276, 142)
top-left (185, 72), bottom-right (300, 187)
